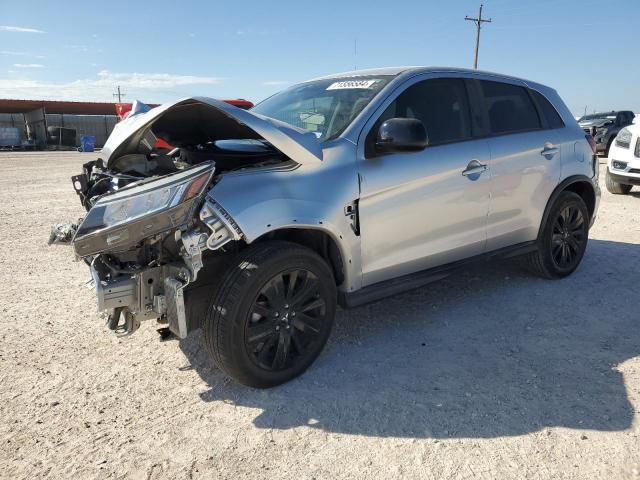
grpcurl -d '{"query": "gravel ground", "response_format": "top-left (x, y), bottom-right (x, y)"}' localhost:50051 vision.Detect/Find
top-left (0, 151), bottom-right (639, 480)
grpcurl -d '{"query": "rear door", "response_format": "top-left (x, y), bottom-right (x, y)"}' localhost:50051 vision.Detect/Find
top-left (357, 76), bottom-right (491, 286)
top-left (472, 79), bottom-right (562, 250)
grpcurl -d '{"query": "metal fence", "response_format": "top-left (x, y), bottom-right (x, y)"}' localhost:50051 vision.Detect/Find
top-left (0, 113), bottom-right (118, 148)
top-left (45, 114), bottom-right (118, 147)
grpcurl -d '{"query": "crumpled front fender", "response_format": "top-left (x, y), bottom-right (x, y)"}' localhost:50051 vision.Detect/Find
top-left (205, 152), bottom-right (363, 292)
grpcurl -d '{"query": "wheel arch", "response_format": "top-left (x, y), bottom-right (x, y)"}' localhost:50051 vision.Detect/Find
top-left (538, 175), bottom-right (596, 238)
top-left (251, 227), bottom-right (347, 288)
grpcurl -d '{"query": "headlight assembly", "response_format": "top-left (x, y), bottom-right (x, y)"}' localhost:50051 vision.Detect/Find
top-left (73, 163), bottom-right (215, 256)
top-left (615, 128), bottom-right (632, 149)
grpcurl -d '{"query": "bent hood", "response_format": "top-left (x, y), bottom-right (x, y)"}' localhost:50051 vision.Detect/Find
top-left (101, 97), bottom-right (323, 168)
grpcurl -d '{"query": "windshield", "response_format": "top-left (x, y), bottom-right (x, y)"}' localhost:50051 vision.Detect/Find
top-left (579, 113), bottom-right (616, 122)
top-left (252, 76), bottom-right (393, 141)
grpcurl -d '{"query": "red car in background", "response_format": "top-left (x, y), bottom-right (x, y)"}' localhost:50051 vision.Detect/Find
top-left (115, 99), bottom-right (254, 149)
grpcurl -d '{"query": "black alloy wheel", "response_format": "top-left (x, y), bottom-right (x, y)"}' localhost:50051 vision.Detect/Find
top-left (522, 191), bottom-right (590, 279)
top-left (245, 268), bottom-right (328, 372)
top-left (550, 204), bottom-right (586, 270)
top-left (204, 241), bottom-right (336, 388)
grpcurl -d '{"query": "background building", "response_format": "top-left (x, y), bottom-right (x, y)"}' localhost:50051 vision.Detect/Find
top-left (0, 99), bottom-right (120, 149)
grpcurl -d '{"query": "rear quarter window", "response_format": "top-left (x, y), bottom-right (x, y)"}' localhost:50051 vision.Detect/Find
top-left (480, 80), bottom-right (541, 135)
top-left (530, 90), bottom-right (565, 129)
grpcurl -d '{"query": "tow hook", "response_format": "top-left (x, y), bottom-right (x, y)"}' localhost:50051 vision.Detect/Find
top-left (107, 307), bottom-right (141, 337)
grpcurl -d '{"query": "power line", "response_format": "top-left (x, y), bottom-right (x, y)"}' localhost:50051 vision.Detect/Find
top-left (465, 4), bottom-right (492, 70)
top-left (112, 85), bottom-right (126, 103)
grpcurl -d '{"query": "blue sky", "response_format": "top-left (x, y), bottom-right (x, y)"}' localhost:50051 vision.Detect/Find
top-left (1, 0), bottom-right (638, 115)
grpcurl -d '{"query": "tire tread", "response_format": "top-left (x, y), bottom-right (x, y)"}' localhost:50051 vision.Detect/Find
top-left (203, 241), bottom-right (335, 387)
top-left (522, 191), bottom-right (589, 279)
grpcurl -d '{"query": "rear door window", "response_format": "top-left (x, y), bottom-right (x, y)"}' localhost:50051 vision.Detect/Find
top-left (530, 90), bottom-right (564, 129)
top-left (479, 80), bottom-right (541, 135)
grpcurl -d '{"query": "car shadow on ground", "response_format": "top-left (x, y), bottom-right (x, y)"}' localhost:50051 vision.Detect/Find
top-left (178, 239), bottom-right (639, 439)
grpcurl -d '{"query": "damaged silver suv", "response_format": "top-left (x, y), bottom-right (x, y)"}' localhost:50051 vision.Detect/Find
top-left (53, 67), bottom-right (600, 387)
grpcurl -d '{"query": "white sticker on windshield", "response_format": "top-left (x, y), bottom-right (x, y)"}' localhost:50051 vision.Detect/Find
top-left (326, 80), bottom-right (379, 90)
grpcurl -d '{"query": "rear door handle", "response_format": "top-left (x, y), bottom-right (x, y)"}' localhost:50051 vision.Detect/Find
top-left (462, 160), bottom-right (487, 177)
top-left (541, 142), bottom-right (559, 159)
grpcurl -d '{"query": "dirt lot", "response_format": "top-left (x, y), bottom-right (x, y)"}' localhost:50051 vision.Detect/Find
top-left (0, 151), bottom-right (638, 479)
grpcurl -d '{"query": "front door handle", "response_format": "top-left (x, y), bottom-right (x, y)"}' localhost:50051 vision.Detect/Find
top-left (462, 160), bottom-right (487, 177)
top-left (541, 142), bottom-right (559, 159)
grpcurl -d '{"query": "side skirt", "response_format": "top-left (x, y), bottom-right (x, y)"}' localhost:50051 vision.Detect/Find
top-left (339, 241), bottom-right (538, 308)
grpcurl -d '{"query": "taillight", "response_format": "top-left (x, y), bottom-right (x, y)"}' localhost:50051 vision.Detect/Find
top-left (586, 134), bottom-right (597, 154)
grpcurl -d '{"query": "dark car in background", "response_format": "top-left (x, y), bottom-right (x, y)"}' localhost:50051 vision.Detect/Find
top-left (578, 110), bottom-right (635, 156)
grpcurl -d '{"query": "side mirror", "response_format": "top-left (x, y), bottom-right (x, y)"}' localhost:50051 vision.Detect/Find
top-left (375, 117), bottom-right (428, 153)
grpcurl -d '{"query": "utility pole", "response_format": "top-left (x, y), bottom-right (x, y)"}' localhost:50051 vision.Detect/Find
top-left (112, 85), bottom-right (125, 103)
top-left (465, 4), bottom-right (492, 69)
top-left (354, 38), bottom-right (357, 71)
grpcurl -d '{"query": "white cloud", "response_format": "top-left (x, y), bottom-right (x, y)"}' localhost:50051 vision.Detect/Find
top-left (0, 25), bottom-right (44, 33)
top-left (95, 70), bottom-right (220, 89)
top-left (2, 51), bottom-right (45, 58)
top-left (0, 70), bottom-right (223, 101)
top-left (13, 63), bottom-right (44, 68)
top-left (262, 80), bottom-right (289, 86)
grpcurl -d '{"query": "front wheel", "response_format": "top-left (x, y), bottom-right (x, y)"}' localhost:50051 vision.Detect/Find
top-left (523, 191), bottom-right (589, 279)
top-left (204, 241), bottom-right (337, 388)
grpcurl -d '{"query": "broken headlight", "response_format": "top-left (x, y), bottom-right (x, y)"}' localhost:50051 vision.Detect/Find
top-left (73, 162), bottom-right (214, 256)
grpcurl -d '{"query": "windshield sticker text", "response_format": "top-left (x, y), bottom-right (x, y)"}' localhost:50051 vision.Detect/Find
top-left (326, 80), bottom-right (379, 90)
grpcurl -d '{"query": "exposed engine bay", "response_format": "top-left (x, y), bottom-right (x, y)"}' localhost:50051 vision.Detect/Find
top-left (50, 98), bottom-right (301, 339)
top-left (73, 100), bottom-right (289, 211)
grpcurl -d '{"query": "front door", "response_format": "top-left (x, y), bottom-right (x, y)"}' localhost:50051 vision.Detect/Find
top-left (357, 76), bottom-right (491, 286)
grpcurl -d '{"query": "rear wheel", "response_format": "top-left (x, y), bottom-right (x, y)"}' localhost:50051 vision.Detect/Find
top-left (605, 170), bottom-right (632, 195)
top-left (523, 191), bottom-right (589, 279)
top-left (203, 241), bottom-right (336, 388)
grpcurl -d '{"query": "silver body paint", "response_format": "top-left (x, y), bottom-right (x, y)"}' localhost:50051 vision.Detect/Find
top-left (207, 67), bottom-right (599, 292)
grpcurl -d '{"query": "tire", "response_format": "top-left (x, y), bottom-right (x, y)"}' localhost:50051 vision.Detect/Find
top-left (523, 191), bottom-right (589, 279)
top-left (203, 241), bottom-right (337, 388)
top-left (605, 170), bottom-right (632, 195)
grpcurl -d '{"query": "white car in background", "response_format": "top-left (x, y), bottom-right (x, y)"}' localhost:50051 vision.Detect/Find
top-left (606, 123), bottom-right (640, 194)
